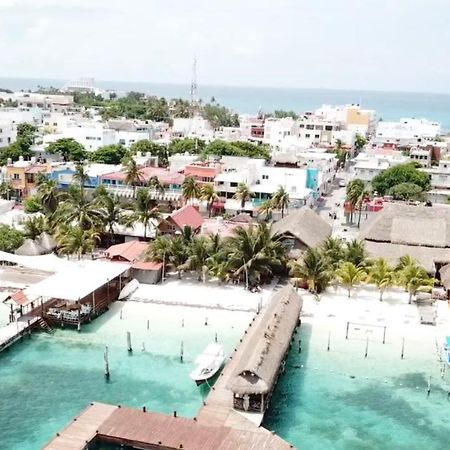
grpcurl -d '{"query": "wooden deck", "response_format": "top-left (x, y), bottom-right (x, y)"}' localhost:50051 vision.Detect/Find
top-left (0, 316), bottom-right (39, 353)
top-left (196, 311), bottom-right (266, 430)
top-left (43, 403), bottom-right (117, 450)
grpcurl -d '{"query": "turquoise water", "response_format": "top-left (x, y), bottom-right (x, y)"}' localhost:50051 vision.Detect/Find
top-left (0, 302), bottom-right (252, 449)
top-left (264, 324), bottom-right (450, 450)
top-left (1, 77), bottom-right (449, 129)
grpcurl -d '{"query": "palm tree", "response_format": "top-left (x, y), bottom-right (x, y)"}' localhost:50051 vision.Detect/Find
top-left (335, 261), bottom-right (366, 297)
top-left (289, 248), bottom-right (330, 294)
top-left (321, 237), bottom-right (345, 270)
top-left (185, 236), bottom-right (211, 281)
top-left (146, 234), bottom-right (172, 281)
top-left (96, 193), bottom-right (123, 245)
top-left (37, 178), bottom-right (60, 214)
top-left (124, 158), bottom-right (143, 198)
top-left (344, 239), bottom-right (367, 267)
top-left (335, 138), bottom-right (347, 167)
top-left (257, 199), bottom-right (274, 222)
top-left (395, 255), bottom-right (417, 272)
top-left (228, 223), bottom-right (285, 289)
top-left (398, 261), bottom-right (435, 304)
top-left (182, 175), bottom-right (200, 205)
top-left (22, 215), bottom-right (48, 240)
top-left (124, 187), bottom-right (160, 239)
top-left (73, 163), bottom-right (89, 196)
top-left (272, 186), bottom-right (290, 218)
top-left (233, 182), bottom-right (253, 210)
top-left (169, 236), bottom-right (189, 279)
top-left (55, 185), bottom-right (105, 231)
top-left (57, 227), bottom-right (100, 260)
top-left (148, 176), bottom-right (165, 197)
top-left (346, 179), bottom-right (365, 224)
top-left (0, 182), bottom-right (13, 200)
top-left (200, 184), bottom-right (219, 217)
top-left (369, 258), bottom-right (395, 301)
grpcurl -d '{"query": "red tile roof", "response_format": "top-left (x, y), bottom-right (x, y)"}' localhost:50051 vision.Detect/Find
top-left (101, 167), bottom-right (184, 186)
top-left (106, 241), bottom-right (148, 262)
top-left (132, 261), bottom-right (162, 271)
top-left (168, 205), bottom-right (204, 230)
top-left (24, 165), bottom-right (48, 174)
top-left (10, 290), bottom-right (28, 305)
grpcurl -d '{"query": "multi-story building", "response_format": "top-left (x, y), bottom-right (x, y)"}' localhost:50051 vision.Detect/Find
top-left (239, 116), bottom-right (265, 143)
top-left (0, 91), bottom-right (73, 112)
top-left (353, 150), bottom-right (408, 182)
top-left (5, 157), bottom-right (49, 199)
top-left (0, 121), bottom-right (16, 148)
top-left (0, 107), bottom-right (44, 126)
top-left (374, 118), bottom-right (441, 147)
top-left (315, 104), bottom-right (376, 134)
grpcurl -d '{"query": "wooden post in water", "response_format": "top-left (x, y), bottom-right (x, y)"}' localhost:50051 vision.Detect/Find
top-left (182, 318), bottom-right (184, 328)
top-left (345, 321), bottom-right (349, 339)
top-left (364, 335), bottom-right (369, 358)
top-left (180, 340), bottom-right (184, 363)
top-left (327, 331), bottom-right (331, 351)
top-left (215, 332), bottom-right (218, 343)
top-left (127, 331), bottom-right (133, 353)
top-left (427, 375), bottom-right (431, 396)
top-left (104, 346), bottom-right (110, 380)
top-left (147, 319), bottom-right (149, 330)
top-left (382, 326), bottom-right (386, 344)
top-left (401, 337), bottom-right (405, 359)
top-left (298, 339), bottom-right (302, 354)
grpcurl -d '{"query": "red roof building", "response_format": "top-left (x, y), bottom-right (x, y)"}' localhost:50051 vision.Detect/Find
top-left (106, 241), bottom-right (148, 263)
top-left (101, 167), bottom-right (184, 187)
top-left (158, 205), bottom-right (204, 234)
top-left (183, 162), bottom-right (222, 183)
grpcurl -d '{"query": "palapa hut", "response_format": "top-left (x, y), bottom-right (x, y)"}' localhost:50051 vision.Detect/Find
top-left (272, 207), bottom-right (332, 258)
top-left (360, 203), bottom-right (450, 273)
top-left (38, 232), bottom-right (57, 253)
top-left (15, 239), bottom-right (46, 256)
top-left (228, 285), bottom-right (302, 413)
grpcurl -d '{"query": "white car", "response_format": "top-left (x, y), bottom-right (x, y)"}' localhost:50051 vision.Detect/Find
top-left (338, 180), bottom-right (346, 187)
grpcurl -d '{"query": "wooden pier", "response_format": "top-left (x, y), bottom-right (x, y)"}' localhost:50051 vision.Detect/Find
top-left (0, 316), bottom-right (40, 353)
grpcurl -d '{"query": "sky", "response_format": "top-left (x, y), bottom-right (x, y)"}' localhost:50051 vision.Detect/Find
top-left (1, 0), bottom-right (450, 92)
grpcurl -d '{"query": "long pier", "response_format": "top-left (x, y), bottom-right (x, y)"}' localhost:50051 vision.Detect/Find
top-left (0, 316), bottom-right (40, 353)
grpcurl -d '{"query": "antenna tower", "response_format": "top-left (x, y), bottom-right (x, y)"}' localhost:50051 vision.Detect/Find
top-left (190, 58), bottom-right (198, 117)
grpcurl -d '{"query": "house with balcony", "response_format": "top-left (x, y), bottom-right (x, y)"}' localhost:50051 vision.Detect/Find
top-left (157, 205), bottom-right (204, 234)
top-left (183, 161), bottom-right (222, 184)
top-left (6, 158), bottom-right (49, 199)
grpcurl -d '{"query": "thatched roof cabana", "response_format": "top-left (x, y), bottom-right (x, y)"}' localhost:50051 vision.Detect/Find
top-left (39, 232), bottom-right (57, 252)
top-left (360, 204), bottom-right (450, 272)
top-left (439, 263), bottom-right (450, 290)
top-left (228, 285), bottom-right (302, 396)
top-left (15, 239), bottom-right (46, 256)
top-left (272, 207), bottom-right (332, 249)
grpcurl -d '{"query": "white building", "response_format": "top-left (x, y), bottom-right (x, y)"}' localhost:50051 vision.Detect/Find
top-left (172, 117), bottom-right (213, 139)
top-left (0, 121), bottom-right (16, 148)
top-left (43, 123), bottom-right (116, 151)
top-left (0, 91), bottom-right (73, 112)
top-left (315, 104), bottom-right (376, 134)
top-left (423, 160), bottom-right (450, 204)
top-left (374, 118), bottom-right (441, 147)
top-left (353, 151), bottom-right (408, 182)
top-left (0, 107), bottom-right (44, 125)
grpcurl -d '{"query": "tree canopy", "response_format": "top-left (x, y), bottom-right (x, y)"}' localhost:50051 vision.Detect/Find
top-left (371, 163), bottom-right (430, 196)
top-left (0, 224), bottom-right (24, 252)
top-left (203, 140), bottom-right (270, 159)
top-left (89, 144), bottom-right (128, 165)
top-left (388, 182), bottom-right (425, 201)
top-left (46, 138), bottom-right (87, 162)
top-left (0, 122), bottom-right (36, 165)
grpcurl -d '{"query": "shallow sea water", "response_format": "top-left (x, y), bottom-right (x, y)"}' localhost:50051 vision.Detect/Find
top-left (264, 323), bottom-right (450, 450)
top-left (0, 302), bottom-right (252, 449)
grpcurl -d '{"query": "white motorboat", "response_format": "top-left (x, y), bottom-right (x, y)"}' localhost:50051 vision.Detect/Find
top-left (442, 336), bottom-right (450, 366)
top-left (190, 343), bottom-right (226, 386)
top-left (118, 279), bottom-right (139, 300)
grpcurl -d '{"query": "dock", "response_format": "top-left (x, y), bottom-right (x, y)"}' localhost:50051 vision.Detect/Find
top-left (0, 316), bottom-right (39, 353)
top-left (43, 403), bottom-right (117, 450)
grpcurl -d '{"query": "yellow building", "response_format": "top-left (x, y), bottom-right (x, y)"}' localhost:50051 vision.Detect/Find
top-left (6, 162), bottom-right (49, 200)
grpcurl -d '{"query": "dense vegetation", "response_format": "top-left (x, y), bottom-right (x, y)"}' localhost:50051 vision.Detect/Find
top-left (371, 163), bottom-right (430, 196)
top-left (0, 123), bottom-right (37, 165)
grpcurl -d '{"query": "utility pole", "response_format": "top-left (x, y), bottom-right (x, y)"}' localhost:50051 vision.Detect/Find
top-left (190, 58), bottom-right (198, 118)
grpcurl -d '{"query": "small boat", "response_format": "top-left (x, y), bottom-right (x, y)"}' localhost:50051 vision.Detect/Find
top-left (442, 336), bottom-right (450, 366)
top-left (190, 343), bottom-right (226, 386)
top-left (118, 279), bottom-right (139, 300)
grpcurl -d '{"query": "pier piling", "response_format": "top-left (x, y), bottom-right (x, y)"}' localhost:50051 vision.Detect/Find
top-left (298, 339), bottom-right (302, 354)
top-left (204, 317), bottom-right (208, 326)
top-left (327, 332), bottom-right (331, 351)
top-left (147, 319), bottom-right (149, 330)
top-left (364, 336), bottom-right (369, 358)
top-left (180, 341), bottom-right (184, 363)
top-left (215, 332), bottom-right (218, 343)
top-left (104, 346), bottom-right (110, 380)
top-left (127, 331), bottom-right (132, 353)
top-left (382, 326), bottom-right (386, 344)
top-left (182, 318), bottom-right (184, 328)
top-left (120, 310), bottom-right (123, 320)
top-left (427, 376), bottom-right (431, 396)
top-left (345, 321), bottom-right (349, 339)
top-left (401, 337), bottom-right (405, 359)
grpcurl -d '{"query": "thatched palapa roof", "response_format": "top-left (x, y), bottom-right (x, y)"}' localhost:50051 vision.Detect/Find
top-left (39, 232), bottom-right (57, 252)
top-left (227, 285), bottom-right (302, 395)
top-left (15, 239), bottom-right (46, 256)
top-left (272, 207), bottom-right (332, 249)
top-left (439, 263), bottom-right (450, 290)
top-left (360, 203), bottom-right (450, 272)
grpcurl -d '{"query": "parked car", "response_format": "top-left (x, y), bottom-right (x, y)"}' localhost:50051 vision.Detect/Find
top-left (338, 180), bottom-right (346, 187)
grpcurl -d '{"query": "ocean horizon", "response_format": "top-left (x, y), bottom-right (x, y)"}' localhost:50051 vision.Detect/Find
top-left (1, 76), bottom-right (449, 130)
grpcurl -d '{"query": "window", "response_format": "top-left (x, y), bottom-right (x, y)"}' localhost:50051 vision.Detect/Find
top-left (325, 125), bottom-right (333, 131)
top-left (305, 134), bottom-right (310, 138)
top-left (262, 174), bottom-right (269, 180)
top-left (315, 134), bottom-right (320, 139)
top-left (13, 173), bottom-right (20, 180)
top-left (230, 182), bottom-right (238, 187)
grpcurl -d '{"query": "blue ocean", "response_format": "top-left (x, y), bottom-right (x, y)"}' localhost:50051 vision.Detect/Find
top-left (1, 77), bottom-right (449, 130)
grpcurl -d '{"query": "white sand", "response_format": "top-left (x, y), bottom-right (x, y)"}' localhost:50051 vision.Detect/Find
top-left (129, 276), bottom-right (280, 311)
